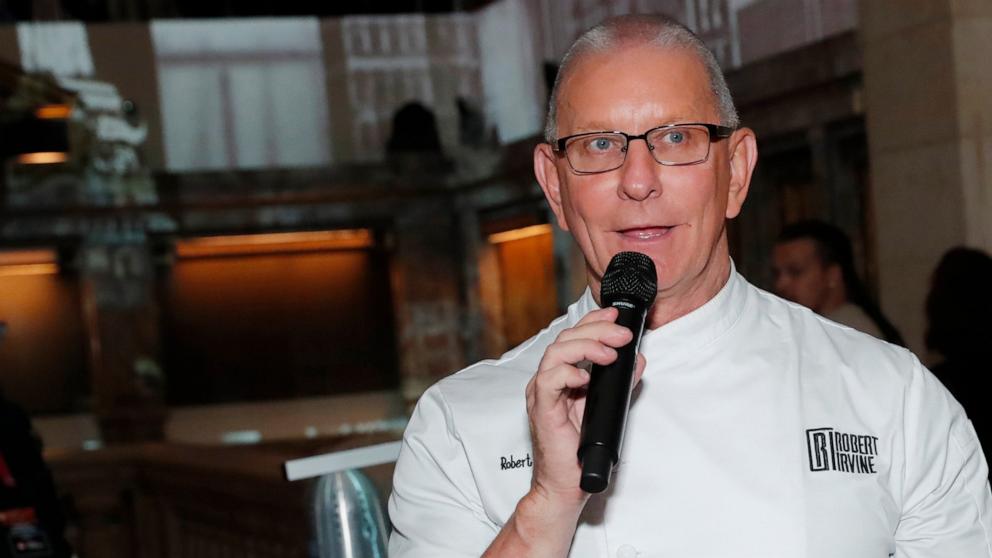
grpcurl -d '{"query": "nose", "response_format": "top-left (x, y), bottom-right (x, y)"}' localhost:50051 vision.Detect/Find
top-left (617, 138), bottom-right (661, 201)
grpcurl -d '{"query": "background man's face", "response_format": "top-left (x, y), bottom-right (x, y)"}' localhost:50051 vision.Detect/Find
top-left (772, 238), bottom-right (833, 312)
top-left (543, 44), bottom-right (744, 301)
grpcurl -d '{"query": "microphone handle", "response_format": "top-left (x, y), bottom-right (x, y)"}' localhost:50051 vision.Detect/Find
top-left (577, 300), bottom-right (648, 493)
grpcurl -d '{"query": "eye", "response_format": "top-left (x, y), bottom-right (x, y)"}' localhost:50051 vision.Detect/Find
top-left (583, 135), bottom-right (621, 153)
top-left (664, 130), bottom-right (685, 144)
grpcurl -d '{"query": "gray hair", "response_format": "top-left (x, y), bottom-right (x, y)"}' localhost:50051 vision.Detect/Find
top-left (544, 14), bottom-right (739, 143)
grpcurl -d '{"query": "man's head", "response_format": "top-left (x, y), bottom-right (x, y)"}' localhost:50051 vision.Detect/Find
top-left (543, 14), bottom-right (739, 143)
top-left (534, 15), bottom-right (757, 324)
top-left (771, 220), bottom-right (851, 313)
top-left (925, 247), bottom-right (992, 357)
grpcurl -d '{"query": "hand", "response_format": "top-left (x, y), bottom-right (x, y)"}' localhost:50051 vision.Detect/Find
top-left (525, 306), bottom-right (647, 508)
top-left (484, 307), bottom-right (647, 557)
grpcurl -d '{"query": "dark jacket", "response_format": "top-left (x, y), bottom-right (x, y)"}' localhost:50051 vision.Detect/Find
top-left (0, 396), bottom-right (71, 558)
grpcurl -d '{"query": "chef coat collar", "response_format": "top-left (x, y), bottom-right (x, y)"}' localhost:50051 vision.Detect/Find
top-left (571, 259), bottom-right (747, 367)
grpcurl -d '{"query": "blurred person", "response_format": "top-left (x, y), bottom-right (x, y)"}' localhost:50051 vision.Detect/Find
top-left (0, 323), bottom-right (73, 558)
top-left (926, 247), bottom-right (992, 467)
top-left (388, 14), bottom-right (991, 557)
top-left (773, 219), bottom-right (905, 345)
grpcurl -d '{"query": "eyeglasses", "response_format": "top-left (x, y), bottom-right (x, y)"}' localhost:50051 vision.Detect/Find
top-left (552, 123), bottom-right (735, 174)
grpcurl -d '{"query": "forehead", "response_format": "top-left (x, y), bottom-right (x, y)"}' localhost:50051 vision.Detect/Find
top-left (556, 43), bottom-right (717, 134)
top-left (775, 238), bottom-right (821, 263)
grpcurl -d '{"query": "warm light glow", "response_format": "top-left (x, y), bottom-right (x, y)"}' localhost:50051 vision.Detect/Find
top-left (0, 250), bottom-right (57, 266)
top-left (487, 224), bottom-right (553, 244)
top-left (0, 263), bottom-right (58, 277)
top-left (16, 152), bottom-right (68, 165)
top-left (176, 229), bottom-right (374, 258)
top-left (0, 250), bottom-right (59, 276)
top-left (34, 104), bottom-right (72, 119)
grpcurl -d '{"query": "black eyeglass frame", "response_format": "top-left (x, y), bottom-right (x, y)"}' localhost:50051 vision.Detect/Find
top-left (551, 122), bottom-right (736, 174)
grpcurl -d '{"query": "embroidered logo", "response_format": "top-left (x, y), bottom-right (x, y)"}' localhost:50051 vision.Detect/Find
top-left (806, 427), bottom-right (878, 474)
top-left (499, 453), bottom-right (533, 471)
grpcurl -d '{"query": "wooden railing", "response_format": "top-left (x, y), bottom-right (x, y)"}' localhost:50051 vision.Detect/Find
top-left (46, 435), bottom-right (397, 558)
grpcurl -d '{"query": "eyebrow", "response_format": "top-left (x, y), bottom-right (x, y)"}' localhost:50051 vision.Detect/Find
top-left (570, 122), bottom-right (617, 133)
top-left (567, 118), bottom-right (700, 135)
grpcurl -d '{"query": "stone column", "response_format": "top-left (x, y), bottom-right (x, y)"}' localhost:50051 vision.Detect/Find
top-left (390, 202), bottom-right (466, 407)
top-left (80, 232), bottom-right (166, 444)
top-left (860, 0), bottom-right (992, 356)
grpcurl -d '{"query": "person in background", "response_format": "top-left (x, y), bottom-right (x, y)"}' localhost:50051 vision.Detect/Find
top-left (0, 322), bottom-right (73, 558)
top-left (772, 219), bottom-right (904, 345)
top-left (925, 247), bottom-right (992, 468)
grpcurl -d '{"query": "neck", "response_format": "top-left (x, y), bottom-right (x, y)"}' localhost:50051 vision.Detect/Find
top-left (818, 285), bottom-right (848, 315)
top-left (646, 257), bottom-right (731, 330)
top-left (587, 237), bottom-right (734, 330)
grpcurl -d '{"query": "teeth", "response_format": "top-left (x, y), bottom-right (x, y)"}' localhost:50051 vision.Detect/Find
top-left (625, 227), bottom-right (668, 239)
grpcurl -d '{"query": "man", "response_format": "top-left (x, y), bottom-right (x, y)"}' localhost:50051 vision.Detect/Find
top-left (772, 219), bottom-right (904, 345)
top-left (388, 14), bottom-right (992, 557)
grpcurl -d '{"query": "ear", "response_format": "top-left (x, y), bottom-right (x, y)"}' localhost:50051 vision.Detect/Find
top-left (534, 143), bottom-right (569, 231)
top-left (725, 127), bottom-right (758, 219)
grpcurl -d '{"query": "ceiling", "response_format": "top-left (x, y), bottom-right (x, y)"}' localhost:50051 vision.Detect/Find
top-left (1, 0), bottom-right (499, 22)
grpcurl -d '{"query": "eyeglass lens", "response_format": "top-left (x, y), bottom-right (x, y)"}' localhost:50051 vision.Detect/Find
top-left (565, 125), bottom-right (712, 173)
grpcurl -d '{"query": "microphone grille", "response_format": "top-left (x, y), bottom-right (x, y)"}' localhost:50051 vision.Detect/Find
top-left (600, 251), bottom-right (658, 307)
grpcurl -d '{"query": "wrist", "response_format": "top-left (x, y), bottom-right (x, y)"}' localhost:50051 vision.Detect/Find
top-left (529, 480), bottom-right (588, 511)
top-left (484, 488), bottom-right (586, 558)
top-left (513, 486), bottom-right (587, 539)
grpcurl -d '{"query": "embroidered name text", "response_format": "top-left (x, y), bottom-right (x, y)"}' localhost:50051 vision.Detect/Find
top-left (806, 427), bottom-right (878, 474)
top-left (500, 453), bottom-right (533, 470)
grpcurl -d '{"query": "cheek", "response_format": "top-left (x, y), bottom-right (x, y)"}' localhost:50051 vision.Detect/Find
top-left (682, 179), bottom-right (728, 246)
top-left (680, 168), bottom-right (727, 219)
top-left (797, 273), bottom-right (823, 298)
top-left (557, 187), bottom-right (612, 257)
top-left (562, 182), bottom-right (616, 224)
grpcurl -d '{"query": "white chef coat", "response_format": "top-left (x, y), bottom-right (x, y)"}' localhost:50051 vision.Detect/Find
top-left (388, 268), bottom-right (992, 557)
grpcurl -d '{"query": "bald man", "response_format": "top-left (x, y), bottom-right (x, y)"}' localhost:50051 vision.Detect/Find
top-left (388, 14), bottom-right (991, 558)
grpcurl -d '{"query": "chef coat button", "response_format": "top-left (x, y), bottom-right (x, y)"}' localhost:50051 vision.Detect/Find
top-left (617, 544), bottom-right (638, 558)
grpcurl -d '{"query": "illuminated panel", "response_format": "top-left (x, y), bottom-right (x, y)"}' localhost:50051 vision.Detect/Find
top-left (0, 249), bottom-right (58, 276)
top-left (0, 264), bottom-right (58, 277)
top-left (16, 152), bottom-right (68, 165)
top-left (487, 224), bottom-right (552, 245)
top-left (175, 229), bottom-right (374, 258)
top-left (34, 104), bottom-right (72, 119)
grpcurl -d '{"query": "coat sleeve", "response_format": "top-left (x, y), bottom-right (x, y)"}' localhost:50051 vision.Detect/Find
top-left (388, 385), bottom-right (499, 557)
top-left (895, 358), bottom-right (992, 556)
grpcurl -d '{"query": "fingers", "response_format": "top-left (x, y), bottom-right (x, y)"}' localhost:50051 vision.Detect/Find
top-left (540, 339), bottom-right (618, 372)
top-left (575, 306), bottom-right (618, 325)
top-left (633, 353), bottom-right (647, 386)
top-left (562, 307), bottom-right (633, 347)
top-left (538, 308), bottom-right (633, 373)
top-left (526, 363), bottom-right (589, 413)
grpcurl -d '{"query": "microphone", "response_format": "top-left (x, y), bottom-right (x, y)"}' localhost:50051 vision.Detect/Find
top-left (578, 251), bottom-right (657, 493)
